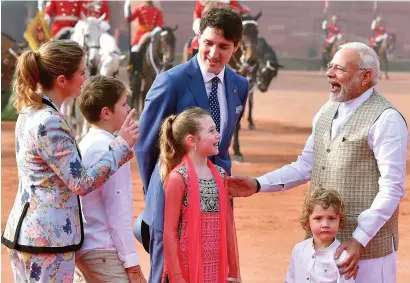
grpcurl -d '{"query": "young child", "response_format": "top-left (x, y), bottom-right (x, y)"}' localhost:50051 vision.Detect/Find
top-left (285, 188), bottom-right (355, 283)
top-left (75, 75), bottom-right (146, 283)
top-left (160, 107), bottom-right (241, 283)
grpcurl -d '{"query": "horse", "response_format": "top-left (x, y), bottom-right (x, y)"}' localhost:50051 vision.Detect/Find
top-left (228, 12), bottom-right (262, 161)
top-left (374, 33), bottom-right (396, 80)
top-left (320, 36), bottom-right (341, 74)
top-left (255, 37), bottom-right (283, 93)
top-left (128, 26), bottom-right (178, 116)
top-left (64, 13), bottom-right (125, 141)
top-left (1, 33), bottom-right (24, 113)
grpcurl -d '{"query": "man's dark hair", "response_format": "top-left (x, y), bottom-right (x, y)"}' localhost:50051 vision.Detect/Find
top-left (199, 7), bottom-right (243, 46)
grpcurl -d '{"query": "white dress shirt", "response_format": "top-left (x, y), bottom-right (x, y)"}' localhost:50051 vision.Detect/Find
top-left (197, 56), bottom-right (228, 136)
top-left (285, 238), bottom-right (354, 283)
top-left (257, 88), bottom-right (408, 248)
top-left (76, 128), bottom-right (140, 268)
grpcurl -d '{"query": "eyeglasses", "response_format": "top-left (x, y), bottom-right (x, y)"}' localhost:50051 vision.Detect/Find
top-left (327, 63), bottom-right (368, 74)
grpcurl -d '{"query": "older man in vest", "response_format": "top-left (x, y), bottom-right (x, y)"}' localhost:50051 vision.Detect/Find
top-left (229, 42), bottom-right (407, 283)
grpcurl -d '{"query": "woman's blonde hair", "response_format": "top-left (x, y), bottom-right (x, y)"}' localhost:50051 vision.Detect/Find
top-left (159, 107), bottom-right (211, 181)
top-left (299, 188), bottom-right (347, 233)
top-left (13, 39), bottom-right (84, 112)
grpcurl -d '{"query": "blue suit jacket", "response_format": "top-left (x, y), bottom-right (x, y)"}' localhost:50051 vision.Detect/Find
top-left (135, 56), bottom-right (248, 231)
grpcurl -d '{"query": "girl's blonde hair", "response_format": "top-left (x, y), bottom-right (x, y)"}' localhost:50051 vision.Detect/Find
top-left (159, 107), bottom-right (211, 181)
top-left (13, 39), bottom-right (84, 112)
top-left (299, 188), bottom-right (346, 233)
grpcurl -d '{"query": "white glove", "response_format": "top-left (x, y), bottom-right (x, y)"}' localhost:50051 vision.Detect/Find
top-left (124, 0), bottom-right (131, 18)
top-left (192, 18), bottom-right (201, 34)
top-left (321, 20), bottom-right (327, 30)
top-left (151, 26), bottom-right (161, 36)
top-left (371, 19), bottom-right (376, 30)
top-left (44, 14), bottom-right (51, 26)
top-left (38, 0), bottom-right (44, 11)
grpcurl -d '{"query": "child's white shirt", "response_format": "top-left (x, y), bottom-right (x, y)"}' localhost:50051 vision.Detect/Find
top-left (285, 237), bottom-right (355, 283)
top-left (76, 128), bottom-right (139, 268)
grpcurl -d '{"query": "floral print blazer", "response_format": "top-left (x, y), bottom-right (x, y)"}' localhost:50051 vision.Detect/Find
top-left (1, 98), bottom-right (133, 253)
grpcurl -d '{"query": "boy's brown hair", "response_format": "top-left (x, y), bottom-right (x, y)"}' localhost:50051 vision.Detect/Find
top-left (299, 188), bottom-right (347, 233)
top-left (78, 75), bottom-right (130, 124)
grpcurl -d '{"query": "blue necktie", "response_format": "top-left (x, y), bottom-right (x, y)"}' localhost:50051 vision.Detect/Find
top-left (209, 77), bottom-right (221, 133)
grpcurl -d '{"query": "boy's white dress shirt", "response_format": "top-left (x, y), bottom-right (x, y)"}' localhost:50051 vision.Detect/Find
top-left (285, 238), bottom-right (355, 283)
top-left (76, 128), bottom-right (139, 268)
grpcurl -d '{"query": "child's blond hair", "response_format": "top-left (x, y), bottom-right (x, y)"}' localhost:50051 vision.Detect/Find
top-left (299, 188), bottom-right (346, 233)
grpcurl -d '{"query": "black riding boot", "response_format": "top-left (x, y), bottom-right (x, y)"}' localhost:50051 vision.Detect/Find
top-left (128, 51), bottom-right (143, 74)
top-left (372, 43), bottom-right (381, 55)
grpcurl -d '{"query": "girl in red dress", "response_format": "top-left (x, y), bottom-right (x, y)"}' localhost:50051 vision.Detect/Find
top-left (160, 107), bottom-right (241, 283)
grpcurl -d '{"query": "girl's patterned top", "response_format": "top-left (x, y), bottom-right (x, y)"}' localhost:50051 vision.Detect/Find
top-left (174, 164), bottom-right (225, 283)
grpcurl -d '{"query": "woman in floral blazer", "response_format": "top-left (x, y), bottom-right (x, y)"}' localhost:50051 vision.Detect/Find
top-left (1, 40), bottom-right (140, 282)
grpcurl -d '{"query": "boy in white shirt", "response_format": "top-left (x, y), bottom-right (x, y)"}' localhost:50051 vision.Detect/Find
top-left (75, 75), bottom-right (146, 283)
top-left (285, 188), bottom-right (355, 283)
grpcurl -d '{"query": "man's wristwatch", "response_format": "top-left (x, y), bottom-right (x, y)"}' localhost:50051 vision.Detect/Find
top-left (227, 277), bottom-right (242, 283)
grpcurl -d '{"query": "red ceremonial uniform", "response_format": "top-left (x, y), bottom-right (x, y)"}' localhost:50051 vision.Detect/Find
top-left (370, 25), bottom-right (387, 46)
top-left (81, 0), bottom-right (110, 20)
top-left (193, 0), bottom-right (250, 19)
top-left (44, 0), bottom-right (82, 37)
top-left (190, 0), bottom-right (250, 52)
top-left (323, 23), bottom-right (342, 48)
top-left (126, 3), bottom-right (164, 47)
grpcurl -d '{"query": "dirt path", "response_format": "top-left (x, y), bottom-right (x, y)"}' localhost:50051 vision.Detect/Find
top-left (2, 70), bottom-right (409, 282)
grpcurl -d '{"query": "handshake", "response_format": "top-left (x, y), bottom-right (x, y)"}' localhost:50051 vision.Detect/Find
top-left (227, 176), bottom-right (259, 198)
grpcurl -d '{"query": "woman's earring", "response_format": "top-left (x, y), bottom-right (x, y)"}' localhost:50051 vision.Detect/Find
top-left (194, 143), bottom-right (197, 151)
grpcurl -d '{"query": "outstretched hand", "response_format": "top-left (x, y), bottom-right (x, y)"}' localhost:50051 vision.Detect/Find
top-left (228, 176), bottom-right (258, 198)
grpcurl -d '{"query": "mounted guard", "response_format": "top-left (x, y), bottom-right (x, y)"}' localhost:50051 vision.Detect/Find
top-left (124, 0), bottom-right (164, 76)
top-left (82, 0), bottom-right (110, 22)
top-left (322, 14), bottom-right (342, 52)
top-left (320, 14), bottom-right (342, 73)
top-left (369, 16), bottom-right (388, 53)
top-left (39, 0), bottom-right (82, 40)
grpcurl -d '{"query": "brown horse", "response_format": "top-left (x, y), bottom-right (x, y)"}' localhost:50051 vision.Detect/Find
top-left (129, 26), bottom-right (178, 116)
top-left (320, 38), bottom-right (341, 73)
top-left (1, 33), bottom-right (24, 113)
top-left (374, 33), bottom-right (396, 80)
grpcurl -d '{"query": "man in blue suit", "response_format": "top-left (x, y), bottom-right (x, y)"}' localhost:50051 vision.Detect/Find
top-left (134, 7), bottom-right (248, 283)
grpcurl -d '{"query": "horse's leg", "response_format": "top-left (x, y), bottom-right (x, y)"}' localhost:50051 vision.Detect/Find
top-left (248, 90), bottom-right (255, 130)
top-left (320, 50), bottom-right (326, 73)
top-left (141, 76), bottom-right (154, 112)
top-left (232, 123), bottom-right (244, 162)
top-left (129, 70), bottom-right (142, 116)
top-left (384, 54), bottom-right (389, 80)
top-left (182, 42), bottom-right (190, 63)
